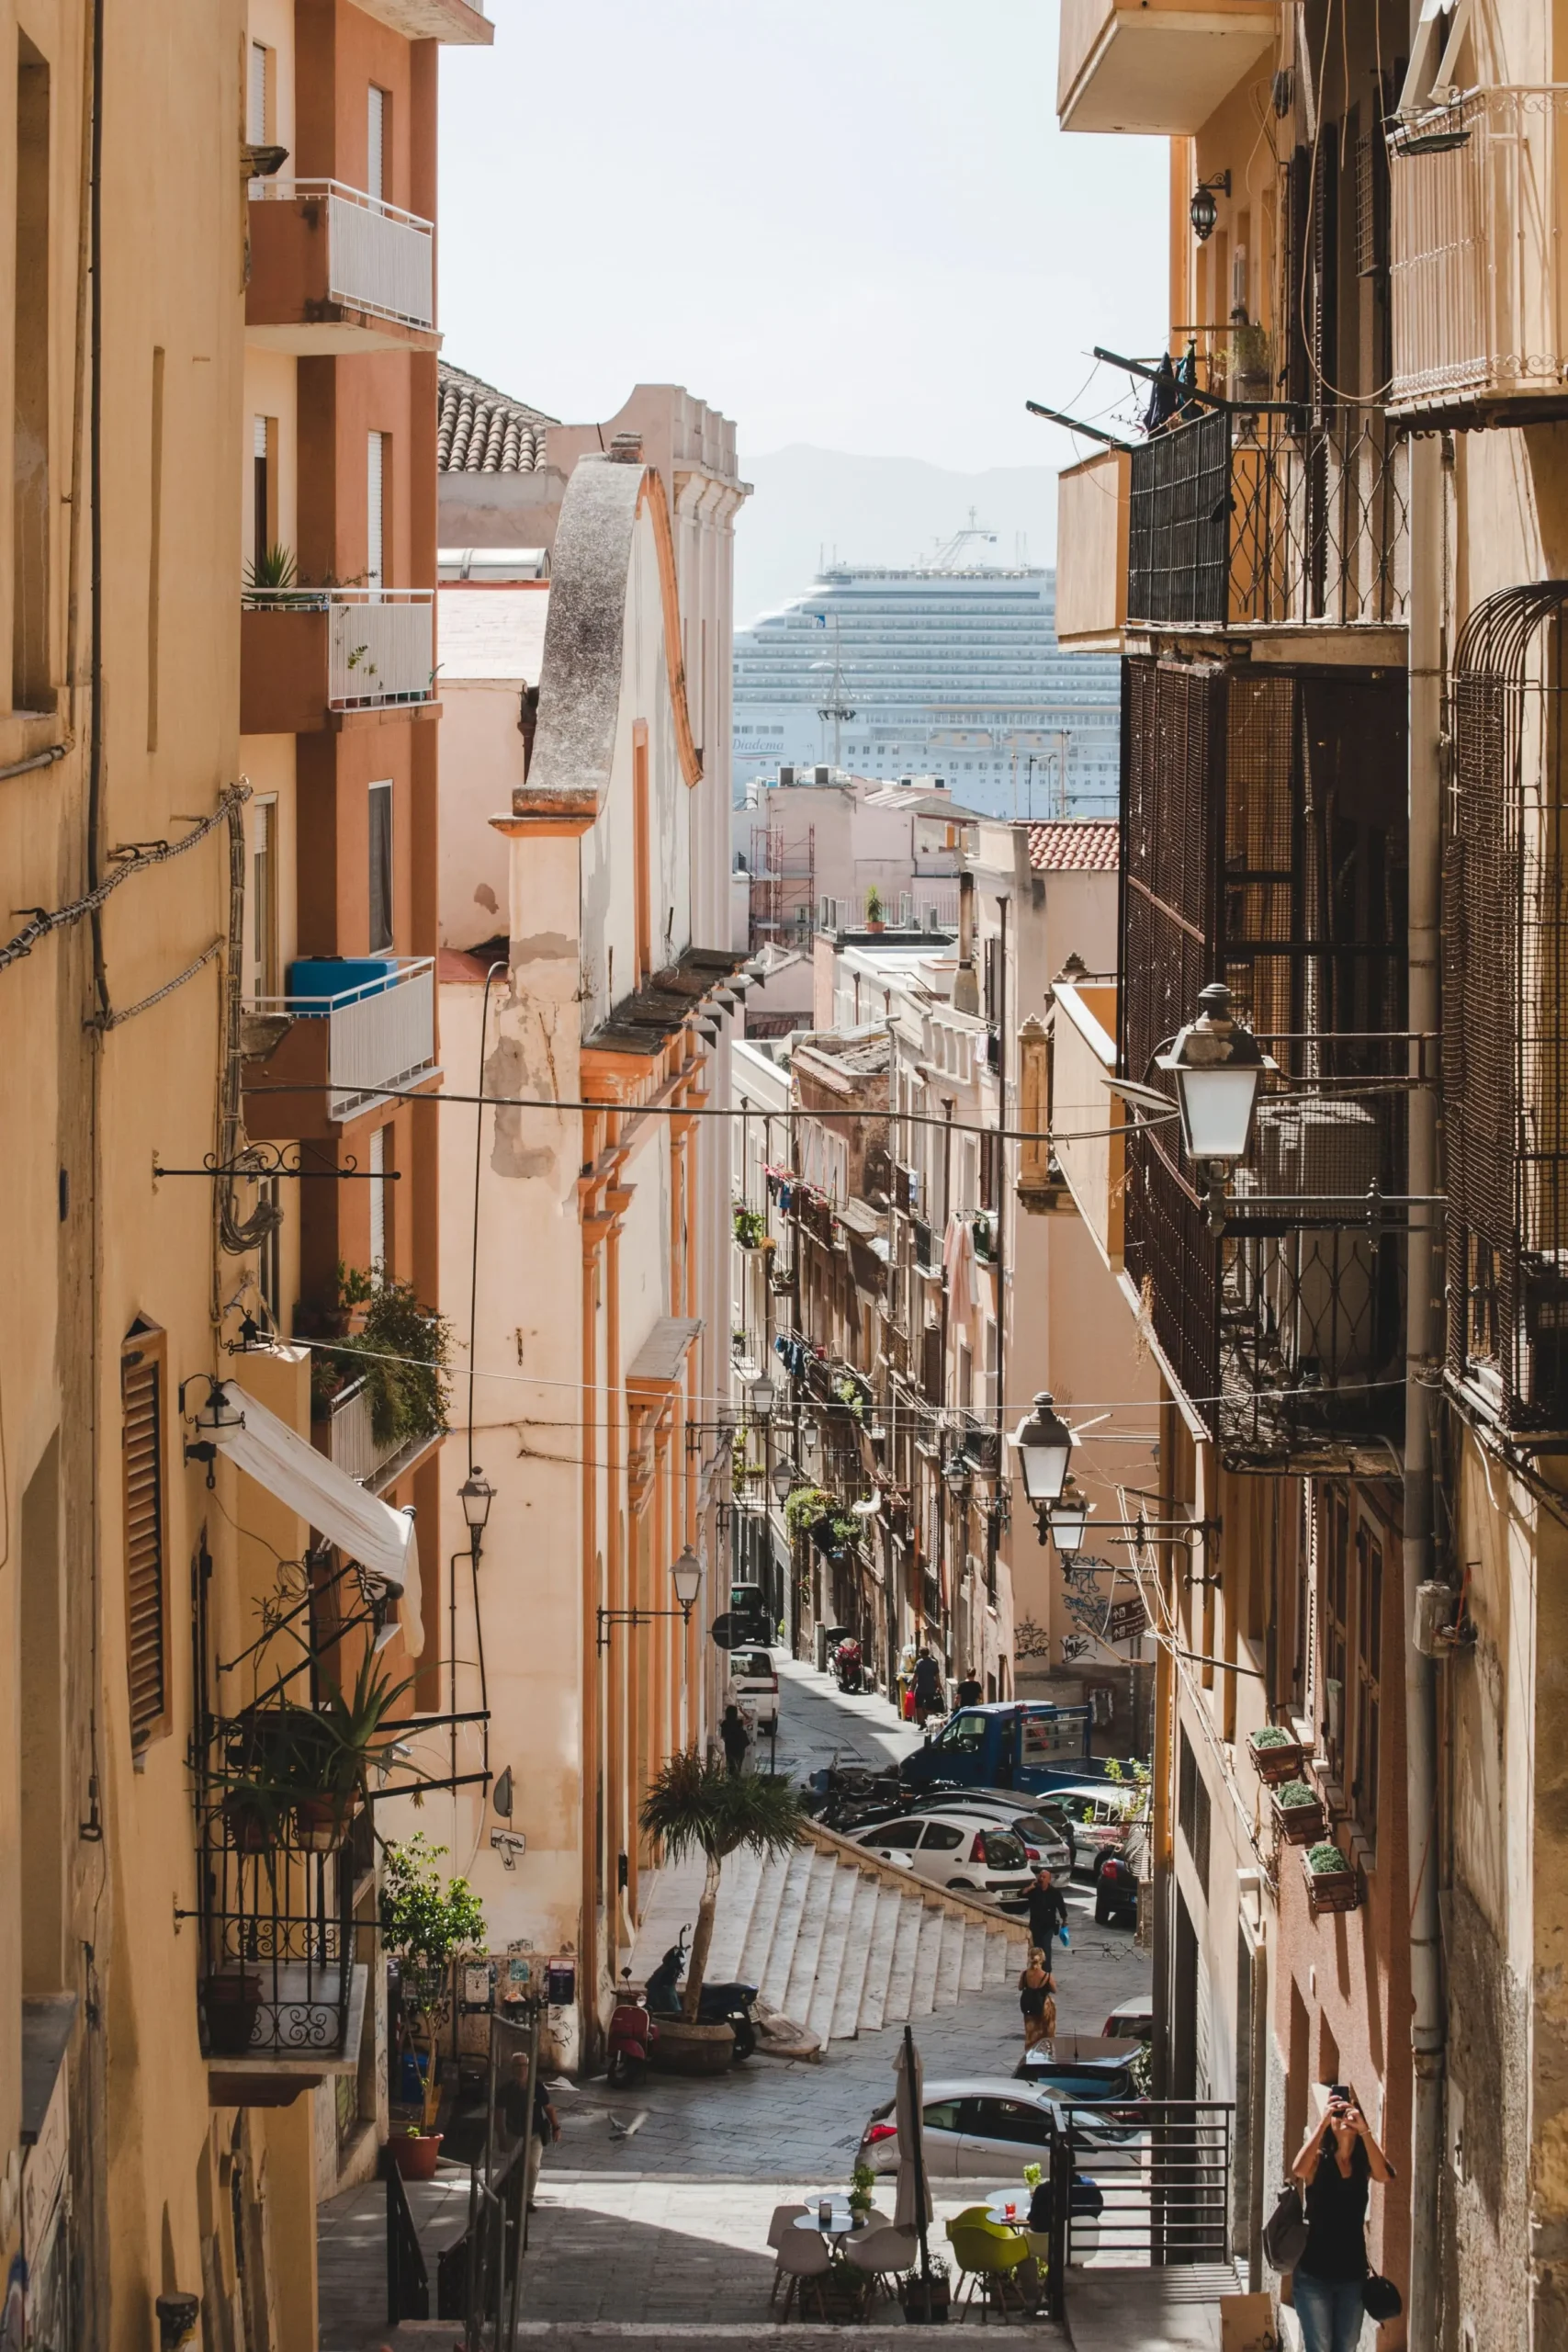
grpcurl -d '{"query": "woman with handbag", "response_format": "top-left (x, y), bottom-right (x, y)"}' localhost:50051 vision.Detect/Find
top-left (1289, 2085), bottom-right (1396, 2352)
top-left (1018, 1950), bottom-right (1056, 2052)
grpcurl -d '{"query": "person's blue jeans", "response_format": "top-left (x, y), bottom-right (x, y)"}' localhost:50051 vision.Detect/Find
top-left (1292, 2270), bottom-right (1365, 2352)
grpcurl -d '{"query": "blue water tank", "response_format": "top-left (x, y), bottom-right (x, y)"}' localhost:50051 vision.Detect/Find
top-left (286, 956), bottom-right (398, 1008)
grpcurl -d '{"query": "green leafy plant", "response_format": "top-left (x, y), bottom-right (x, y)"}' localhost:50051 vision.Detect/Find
top-left (639, 1748), bottom-right (803, 2019)
top-left (243, 542), bottom-right (300, 605)
top-left (1275, 1781), bottom-right (1319, 1809)
top-left (1022, 2162), bottom-right (1043, 2191)
top-left (864, 887), bottom-right (885, 924)
top-left (311, 1263), bottom-right (452, 1448)
top-left (380, 1834), bottom-right (488, 2126)
top-left (832, 1375), bottom-right (866, 1423)
top-left (1307, 1842), bottom-right (1350, 1873)
top-left (784, 1484), bottom-right (832, 1539)
top-left (733, 1202), bottom-right (766, 1250)
top-left (829, 1513), bottom-right (861, 1547)
top-left (313, 1652), bottom-right (416, 1823)
top-left (1250, 1725), bottom-right (1292, 1747)
top-left (849, 2159), bottom-right (877, 2217)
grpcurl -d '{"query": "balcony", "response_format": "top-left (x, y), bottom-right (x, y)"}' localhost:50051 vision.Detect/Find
top-left (352, 0), bottom-right (492, 40)
top-left (1125, 408), bottom-right (1408, 636)
top-left (243, 957), bottom-right (439, 1136)
top-left (241, 590), bottom-right (435, 734)
top-left (1051, 978), bottom-right (1123, 1271)
top-left (1058, 0), bottom-right (1276, 137)
top-left (1056, 450), bottom-right (1130, 650)
top-left (318, 1374), bottom-right (434, 1492)
top-left (247, 181), bottom-right (436, 353)
top-left (1388, 89), bottom-right (1568, 422)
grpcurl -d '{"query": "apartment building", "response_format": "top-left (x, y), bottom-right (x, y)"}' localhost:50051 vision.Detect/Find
top-left (434, 377), bottom-right (748, 2064)
top-left (1047, 2), bottom-right (1568, 2341)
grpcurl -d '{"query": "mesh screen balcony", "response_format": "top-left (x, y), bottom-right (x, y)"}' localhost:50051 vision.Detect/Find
top-left (1127, 408), bottom-right (1408, 631)
top-left (247, 180), bottom-right (435, 351)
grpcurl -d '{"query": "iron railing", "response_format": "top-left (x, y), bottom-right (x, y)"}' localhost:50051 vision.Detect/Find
top-left (242, 587), bottom-right (436, 711)
top-left (1128, 406), bottom-right (1408, 629)
top-left (1054, 2100), bottom-right (1235, 2271)
top-left (250, 178), bottom-right (434, 328)
top-left (321, 1374), bottom-right (409, 1486)
top-left (1389, 88), bottom-right (1568, 414)
top-left (1121, 657), bottom-right (1409, 1466)
top-left (247, 956), bottom-right (437, 1121)
top-left (1445, 581), bottom-right (1568, 1429)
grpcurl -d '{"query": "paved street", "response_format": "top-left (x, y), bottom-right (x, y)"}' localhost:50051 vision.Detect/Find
top-left (320, 1666), bottom-right (1155, 2344)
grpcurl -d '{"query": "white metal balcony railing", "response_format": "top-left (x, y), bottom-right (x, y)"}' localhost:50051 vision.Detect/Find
top-left (1389, 86), bottom-right (1568, 411)
top-left (248, 957), bottom-right (436, 1121)
top-left (250, 177), bottom-right (434, 329)
top-left (322, 1377), bottom-right (405, 1485)
top-left (243, 589), bottom-right (435, 712)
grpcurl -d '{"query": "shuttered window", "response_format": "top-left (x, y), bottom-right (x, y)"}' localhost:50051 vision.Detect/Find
top-left (122, 1327), bottom-right (170, 1742)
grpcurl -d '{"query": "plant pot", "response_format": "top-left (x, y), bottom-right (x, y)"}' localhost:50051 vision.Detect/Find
top-left (1304, 1857), bottom-right (1360, 1917)
top-left (899, 2281), bottom-right (952, 2324)
top-left (1247, 1731), bottom-right (1305, 1786)
top-left (202, 1970), bottom-right (263, 2057)
top-left (222, 1792), bottom-right (275, 1853)
top-left (293, 1794), bottom-right (353, 1851)
top-left (1272, 1794), bottom-right (1326, 1846)
top-left (389, 2132), bottom-right (444, 2181)
top-left (648, 2017), bottom-right (735, 2075)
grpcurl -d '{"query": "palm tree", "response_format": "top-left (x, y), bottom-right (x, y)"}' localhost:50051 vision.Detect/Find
top-left (639, 1747), bottom-right (804, 2019)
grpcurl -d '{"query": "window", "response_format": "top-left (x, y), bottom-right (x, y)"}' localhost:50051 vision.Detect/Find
top-left (251, 795), bottom-right (278, 1000)
top-left (367, 85), bottom-right (388, 203)
top-left (919, 1821), bottom-right (964, 1851)
top-left (874, 1821), bottom-right (922, 1851)
top-left (122, 1324), bottom-right (169, 1745)
top-left (367, 431), bottom-right (386, 590)
top-left (1177, 1726), bottom-right (1211, 1891)
top-left (971, 2098), bottom-right (1053, 2147)
top-left (257, 1179), bottom-right (281, 1329)
top-left (1354, 1519), bottom-right (1383, 1839)
top-left (13, 39), bottom-right (50, 710)
top-left (922, 2101), bottom-right (963, 2134)
top-left (367, 780), bottom-right (393, 952)
top-left (248, 41), bottom-right (272, 144)
top-left (1323, 1488), bottom-right (1350, 1779)
top-left (252, 415), bottom-right (276, 573)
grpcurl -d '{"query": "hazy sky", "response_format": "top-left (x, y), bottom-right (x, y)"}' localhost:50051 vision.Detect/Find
top-left (437, 0), bottom-right (1168, 476)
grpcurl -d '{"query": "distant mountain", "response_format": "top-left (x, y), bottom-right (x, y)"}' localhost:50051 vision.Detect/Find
top-left (733, 445), bottom-right (1060, 629)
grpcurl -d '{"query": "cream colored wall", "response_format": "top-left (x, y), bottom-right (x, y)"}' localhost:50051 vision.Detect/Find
top-left (437, 680), bottom-right (522, 947)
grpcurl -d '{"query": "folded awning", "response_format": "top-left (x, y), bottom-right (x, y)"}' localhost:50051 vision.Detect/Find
top-left (202, 1381), bottom-right (423, 1650)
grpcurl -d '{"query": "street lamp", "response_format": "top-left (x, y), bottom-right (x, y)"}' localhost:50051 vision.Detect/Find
top-left (596, 1546), bottom-right (704, 1651)
top-left (1190, 169), bottom-right (1230, 243)
top-left (1046, 1476), bottom-right (1092, 1558)
top-left (458, 1466), bottom-right (495, 1560)
top-left (770, 1457), bottom-right (797, 1507)
top-left (1156, 981), bottom-right (1276, 1230)
top-left (1010, 1391), bottom-right (1075, 1509)
top-left (671, 1546), bottom-right (703, 1615)
top-left (748, 1374), bottom-right (777, 1428)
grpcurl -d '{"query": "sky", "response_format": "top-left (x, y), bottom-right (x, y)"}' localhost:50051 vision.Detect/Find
top-left (437, 1), bottom-right (1168, 588)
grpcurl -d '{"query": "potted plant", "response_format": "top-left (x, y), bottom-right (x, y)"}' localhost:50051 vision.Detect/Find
top-left (201, 1965), bottom-right (264, 2058)
top-left (1303, 1841), bottom-right (1360, 1917)
top-left (312, 1263), bottom-right (453, 1453)
top-left (864, 888), bottom-right (886, 933)
top-left (389, 2120), bottom-right (445, 2182)
top-left (848, 2159), bottom-right (877, 2227)
top-left (1271, 1779), bottom-right (1327, 1845)
top-left (732, 1203), bottom-right (766, 1250)
top-left (897, 2254), bottom-right (952, 2324)
top-left (379, 1834), bottom-right (488, 2130)
top-left (638, 1748), bottom-right (802, 2072)
top-left (291, 1653), bottom-right (415, 1849)
top-left (1247, 1724), bottom-right (1306, 1785)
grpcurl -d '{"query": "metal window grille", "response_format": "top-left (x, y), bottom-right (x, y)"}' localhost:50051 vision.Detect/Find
top-left (123, 1328), bottom-right (169, 1740)
top-left (1446, 581), bottom-right (1568, 1429)
top-left (1121, 659), bottom-right (1409, 1467)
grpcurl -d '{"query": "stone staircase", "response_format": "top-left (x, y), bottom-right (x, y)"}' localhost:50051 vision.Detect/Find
top-left (627, 1825), bottom-right (1028, 2047)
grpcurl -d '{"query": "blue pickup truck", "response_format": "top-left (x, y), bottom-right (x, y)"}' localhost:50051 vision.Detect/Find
top-left (899, 1702), bottom-right (1099, 1798)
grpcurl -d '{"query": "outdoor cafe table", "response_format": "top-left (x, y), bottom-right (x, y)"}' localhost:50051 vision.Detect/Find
top-left (984, 2191), bottom-right (1031, 2228)
top-left (795, 2197), bottom-right (857, 2242)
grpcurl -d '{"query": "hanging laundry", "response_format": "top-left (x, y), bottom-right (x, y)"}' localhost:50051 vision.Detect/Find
top-left (1143, 352), bottom-right (1178, 435)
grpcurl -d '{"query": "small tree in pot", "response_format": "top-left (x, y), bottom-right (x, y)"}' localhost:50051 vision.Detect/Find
top-left (639, 1748), bottom-right (803, 2029)
top-left (379, 1833), bottom-right (488, 2131)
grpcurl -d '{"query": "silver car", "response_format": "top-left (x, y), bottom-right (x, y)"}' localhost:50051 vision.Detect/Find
top-left (858, 2077), bottom-right (1059, 2178)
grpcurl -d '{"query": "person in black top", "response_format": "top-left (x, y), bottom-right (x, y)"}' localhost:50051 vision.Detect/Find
top-left (955, 1670), bottom-right (983, 1711)
top-left (1017, 1948), bottom-right (1056, 2052)
top-left (911, 1651), bottom-right (943, 1725)
top-left (1026, 1866), bottom-right (1069, 1955)
top-left (1290, 2085), bottom-right (1394, 2352)
top-left (720, 1704), bottom-right (750, 1775)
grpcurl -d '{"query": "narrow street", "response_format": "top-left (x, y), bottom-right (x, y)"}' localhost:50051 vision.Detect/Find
top-left (319, 1662), bottom-right (1155, 2346)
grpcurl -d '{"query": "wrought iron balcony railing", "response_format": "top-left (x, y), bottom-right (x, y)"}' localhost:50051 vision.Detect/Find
top-left (1128, 406), bottom-right (1408, 632)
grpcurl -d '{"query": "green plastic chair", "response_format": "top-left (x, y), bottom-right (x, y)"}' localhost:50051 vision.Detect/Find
top-left (943, 2214), bottom-right (1032, 2324)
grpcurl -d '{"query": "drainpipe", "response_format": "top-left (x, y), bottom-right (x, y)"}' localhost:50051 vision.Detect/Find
top-left (1404, 427), bottom-right (1448, 2346)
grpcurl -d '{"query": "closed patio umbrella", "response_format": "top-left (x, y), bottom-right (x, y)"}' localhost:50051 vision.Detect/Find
top-left (894, 2024), bottom-right (935, 2309)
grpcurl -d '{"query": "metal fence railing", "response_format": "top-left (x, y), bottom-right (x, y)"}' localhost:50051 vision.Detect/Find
top-left (1054, 2099), bottom-right (1235, 2275)
top-left (251, 178), bottom-right (434, 328)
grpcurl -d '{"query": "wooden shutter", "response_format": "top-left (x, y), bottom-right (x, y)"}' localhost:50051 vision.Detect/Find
top-left (122, 1328), bottom-right (169, 1742)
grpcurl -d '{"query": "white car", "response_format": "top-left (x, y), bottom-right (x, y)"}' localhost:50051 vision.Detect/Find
top-left (853, 1809), bottom-right (1034, 1904)
top-left (916, 1792), bottom-right (1074, 1877)
top-left (728, 1646), bottom-right (779, 1730)
top-left (1051, 1782), bottom-right (1149, 1879)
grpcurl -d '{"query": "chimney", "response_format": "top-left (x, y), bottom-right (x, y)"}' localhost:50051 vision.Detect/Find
top-left (953, 870), bottom-right (979, 1014)
top-left (608, 431), bottom-right (644, 463)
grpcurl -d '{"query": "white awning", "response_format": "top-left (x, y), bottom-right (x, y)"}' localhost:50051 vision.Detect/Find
top-left (202, 1380), bottom-right (423, 1651)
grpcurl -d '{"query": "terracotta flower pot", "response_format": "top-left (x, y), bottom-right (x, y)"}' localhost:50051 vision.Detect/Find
top-left (203, 1970), bottom-right (263, 2058)
top-left (389, 2132), bottom-right (444, 2181)
top-left (293, 1794), bottom-right (354, 1851)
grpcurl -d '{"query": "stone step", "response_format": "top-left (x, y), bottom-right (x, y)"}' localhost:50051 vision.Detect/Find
top-left (829, 1872), bottom-right (884, 2039)
top-left (781, 1852), bottom-right (839, 2026)
top-left (959, 1920), bottom-right (988, 1996)
top-left (758, 1847), bottom-right (817, 2015)
top-left (933, 1910), bottom-right (966, 2009)
top-left (738, 1850), bottom-right (792, 1988)
top-left (803, 1858), bottom-right (861, 2043)
top-left (983, 1926), bottom-right (1010, 1988)
top-left (856, 1883), bottom-right (904, 2035)
top-left (704, 1847), bottom-right (764, 1983)
top-left (883, 1889), bottom-right (925, 2025)
top-left (909, 1904), bottom-right (945, 2018)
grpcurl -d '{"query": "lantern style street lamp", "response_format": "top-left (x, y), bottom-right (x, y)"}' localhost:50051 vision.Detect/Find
top-left (1156, 981), bottom-right (1276, 1229)
top-left (748, 1373), bottom-right (777, 1428)
top-left (1010, 1391), bottom-right (1075, 1509)
top-left (597, 1545), bottom-right (704, 1650)
top-left (671, 1546), bottom-right (703, 1614)
top-left (1190, 170), bottom-right (1230, 243)
top-left (1046, 1476), bottom-right (1092, 1558)
top-left (771, 1457), bottom-right (797, 1507)
top-left (459, 1466), bottom-right (495, 1561)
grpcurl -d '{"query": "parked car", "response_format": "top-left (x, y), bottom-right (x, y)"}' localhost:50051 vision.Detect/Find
top-left (1103, 1996), bottom-right (1155, 2042)
top-left (915, 1791), bottom-right (1074, 1877)
top-left (858, 2076), bottom-right (1126, 2180)
top-left (1013, 2037), bottom-right (1144, 2107)
top-left (1050, 1781), bottom-right (1149, 1879)
top-left (853, 1809), bottom-right (1035, 1904)
top-left (1093, 1849), bottom-right (1139, 1927)
top-left (728, 1647), bottom-right (779, 1731)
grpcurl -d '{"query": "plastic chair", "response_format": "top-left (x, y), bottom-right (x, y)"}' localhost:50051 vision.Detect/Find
top-left (845, 2224), bottom-right (919, 2301)
top-left (773, 2226), bottom-right (831, 2321)
top-left (766, 2206), bottom-right (808, 2304)
top-left (943, 2215), bottom-right (1032, 2324)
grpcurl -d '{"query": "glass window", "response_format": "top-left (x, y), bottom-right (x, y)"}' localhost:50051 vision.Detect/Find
top-left (922, 2101), bottom-right (963, 2134)
top-left (970, 2098), bottom-right (1053, 2147)
top-left (873, 1822), bottom-right (922, 1851)
top-left (919, 1821), bottom-right (964, 1852)
top-left (368, 779), bottom-right (393, 951)
top-left (367, 84), bottom-right (388, 202)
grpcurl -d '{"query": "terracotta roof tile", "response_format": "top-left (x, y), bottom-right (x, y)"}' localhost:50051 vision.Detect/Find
top-left (1026, 819), bottom-right (1120, 872)
top-left (438, 363), bottom-right (558, 474)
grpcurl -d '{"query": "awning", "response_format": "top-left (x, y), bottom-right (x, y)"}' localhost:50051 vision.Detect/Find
top-left (201, 1381), bottom-right (423, 1649)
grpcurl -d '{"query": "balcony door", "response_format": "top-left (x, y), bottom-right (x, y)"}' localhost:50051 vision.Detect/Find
top-left (368, 779), bottom-right (393, 953)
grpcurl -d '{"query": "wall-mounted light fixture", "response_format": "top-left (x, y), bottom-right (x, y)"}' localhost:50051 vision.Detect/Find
top-left (1156, 980), bottom-right (1276, 1232)
top-left (1190, 169), bottom-right (1231, 243)
top-left (459, 1465), bottom-right (495, 1562)
top-left (596, 1546), bottom-right (703, 1651)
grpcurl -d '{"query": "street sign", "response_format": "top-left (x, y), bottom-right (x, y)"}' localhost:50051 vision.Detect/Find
top-left (1106, 1598), bottom-right (1147, 1645)
top-left (710, 1612), bottom-right (746, 1650)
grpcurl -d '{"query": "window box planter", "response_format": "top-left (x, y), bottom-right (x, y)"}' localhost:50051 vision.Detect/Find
top-left (1303, 1844), bottom-right (1360, 1918)
top-left (1247, 1726), bottom-right (1306, 1786)
top-left (1270, 1781), bottom-right (1326, 1846)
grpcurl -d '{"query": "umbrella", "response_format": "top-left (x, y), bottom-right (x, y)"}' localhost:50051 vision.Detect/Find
top-left (894, 2024), bottom-right (935, 2306)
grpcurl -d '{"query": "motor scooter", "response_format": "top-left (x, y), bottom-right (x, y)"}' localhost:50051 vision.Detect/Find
top-left (833, 1636), bottom-right (863, 1694)
top-left (606, 1970), bottom-right (659, 2086)
top-left (646, 1927), bottom-right (761, 2061)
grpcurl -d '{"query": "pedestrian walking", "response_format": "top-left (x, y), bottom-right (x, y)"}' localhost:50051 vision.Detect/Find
top-left (910, 1650), bottom-right (943, 1727)
top-left (1289, 2086), bottom-right (1396, 2352)
top-left (955, 1668), bottom-right (983, 1711)
top-left (1027, 1865), bottom-right (1070, 1957)
top-left (1018, 1949), bottom-right (1056, 2052)
top-left (720, 1702), bottom-right (750, 1774)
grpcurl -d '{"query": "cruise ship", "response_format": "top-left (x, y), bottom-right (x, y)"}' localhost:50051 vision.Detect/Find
top-left (731, 539), bottom-right (1121, 816)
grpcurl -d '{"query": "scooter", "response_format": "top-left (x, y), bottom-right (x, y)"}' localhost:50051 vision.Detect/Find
top-left (606, 1970), bottom-right (659, 2086)
top-left (646, 1927), bottom-right (761, 2062)
top-left (833, 1637), bottom-right (864, 1695)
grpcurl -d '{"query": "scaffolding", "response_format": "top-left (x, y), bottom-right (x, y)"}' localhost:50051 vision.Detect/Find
top-left (748, 817), bottom-right (816, 958)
